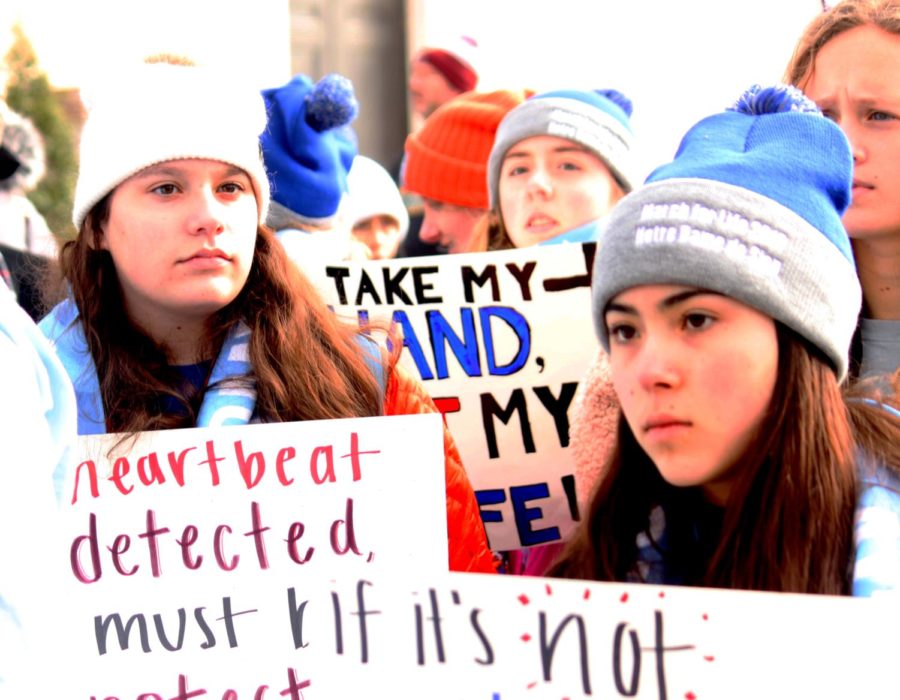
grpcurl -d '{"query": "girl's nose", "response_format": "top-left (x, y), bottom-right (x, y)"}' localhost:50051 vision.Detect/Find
top-left (635, 333), bottom-right (683, 392)
top-left (187, 188), bottom-right (226, 237)
top-left (527, 167), bottom-right (553, 197)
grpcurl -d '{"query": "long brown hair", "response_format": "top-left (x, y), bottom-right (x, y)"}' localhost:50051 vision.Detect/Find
top-left (51, 193), bottom-right (390, 433)
top-left (483, 211), bottom-right (514, 251)
top-left (549, 325), bottom-right (900, 594)
top-left (785, 0), bottom-right (900, 379)
top-left (785, 0), bottom-right (900, 87)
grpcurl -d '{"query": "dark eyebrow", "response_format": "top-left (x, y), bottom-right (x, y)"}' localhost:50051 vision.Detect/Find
top-left (133, 164), bottom-right (184, 179)
top-left (505, 144), bottom-right (592, 160)
top-left (659, 288), bottom-right (715, 310)
top-left (221, 165), bottom-right (249, 178)
top-left (605, 288), bottom-right (723, 316)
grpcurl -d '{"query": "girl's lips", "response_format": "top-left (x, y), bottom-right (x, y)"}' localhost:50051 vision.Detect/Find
top-left (179, 249), bottom-right (231, 268)
top-left (643, 416), bottom-right (692, 439)
top-left (181, 255), bottom-right (230, 270)
top-left (526, 214), bottom-right (559, 233)
top-left (643, 421), bottom-right (692, 442)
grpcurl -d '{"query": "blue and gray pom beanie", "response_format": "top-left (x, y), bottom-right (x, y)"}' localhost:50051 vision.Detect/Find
top-left (487, 88), bottom-right (636, 209)
top-left (592, 84), bottom-right (862, 379)
top-left (260, 73), bottom-right (359, 222)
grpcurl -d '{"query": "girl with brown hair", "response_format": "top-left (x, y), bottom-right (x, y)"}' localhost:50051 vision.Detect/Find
top-left (483, 88), bottom-right (635, 251)
top-left (549, 84), bottom-right (900, 595)
top-left (786, 0), bottom-right (900, 379)
top-left (38, 58), bottom-right (495, 574)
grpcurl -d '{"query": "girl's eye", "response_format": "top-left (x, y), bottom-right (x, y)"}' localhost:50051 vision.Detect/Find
top-left (559, 161), bottom-right (581, 171)
top-left (219, 181), bottom-right (246, 194)
top-left (151, 183), bottom-right (179, 196)
top-left (683, 313), bottom-right (715, 331)
top-left (869, 110), bottom-right (896, 122)
top-left (608, 322), bottom-right (638, 344)
top-left (507, 165), bottom-right (528, 177)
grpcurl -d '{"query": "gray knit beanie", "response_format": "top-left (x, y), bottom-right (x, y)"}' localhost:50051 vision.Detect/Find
top-left (487, 88), bottom-right (635, 210)
top-left (592, 84), bottom-right (861, 380)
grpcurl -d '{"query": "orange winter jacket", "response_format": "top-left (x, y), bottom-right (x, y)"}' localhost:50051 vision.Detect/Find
top-left (383, 364), bottom-right (497, 574)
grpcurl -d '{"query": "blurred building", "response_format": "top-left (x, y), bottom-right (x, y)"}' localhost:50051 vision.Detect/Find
top-left (287, 0), bottom-right (412, 170)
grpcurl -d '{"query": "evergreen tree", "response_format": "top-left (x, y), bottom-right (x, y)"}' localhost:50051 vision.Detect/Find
top-left (4, 23), bottom-right (77, 240)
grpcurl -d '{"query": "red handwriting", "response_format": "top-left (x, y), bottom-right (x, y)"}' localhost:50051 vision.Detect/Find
top-left (71, 498), bottom-right (368, 583)
top-left (72, 432), bottom-right (380, 504)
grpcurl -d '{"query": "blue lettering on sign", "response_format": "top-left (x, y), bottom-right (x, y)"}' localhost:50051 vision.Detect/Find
top-left (390, 309), bottom-right (434, 380)
top-left (382, 306), bottom-right (531, 381)
top-left (475, 489), bottom-right (506, 526)
top-left (480, 306), bottom-right (530, 376)
top-left (511, 483), bottom-right (560, 546)
top-left (427, 308), bottom-right (481, 379)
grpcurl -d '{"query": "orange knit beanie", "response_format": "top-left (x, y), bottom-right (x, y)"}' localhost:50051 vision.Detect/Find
top-left (403, 89), bottom-right (529, 210)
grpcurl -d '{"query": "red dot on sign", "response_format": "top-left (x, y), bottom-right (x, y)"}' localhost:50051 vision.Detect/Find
top-left (685, 693), bottom-right (697, 700)
top-left (518, 594), bottom-right (530, 606)
top-left (620, 592), bottom-right (629, 603)
top-left (583, 589), bottom-right (591, 600)
top-left (702, 613), bottom-right (708, 620)
top-left (545, 583), bottom-right (553, 595)
top-left (658, 591), bottom-right (666, 598)
top-left (704, 655), bottom-right (715, 662)
top-left (521, 633), bottom-right (532, 642)
top-left (527, 681), bottom-right (538, 689)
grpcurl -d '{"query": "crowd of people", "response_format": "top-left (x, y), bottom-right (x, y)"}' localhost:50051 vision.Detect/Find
top-left (1, 0), bottom-right (899, 692)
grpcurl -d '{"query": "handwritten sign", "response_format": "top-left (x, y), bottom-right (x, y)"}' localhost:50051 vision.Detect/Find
top-left (49, 566), bottom-right (894, 699)
top-left (42, 413), bottom-right (450, 697)
top-left (306, 244), bottom-right (599, 550)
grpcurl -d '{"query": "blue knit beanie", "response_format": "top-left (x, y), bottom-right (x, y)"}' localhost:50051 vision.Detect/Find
top-left (260, 73), bottom-right (359, 222)
top-left (592, 84), bottom-right (862, 379)
top-left (487, 88), bottom-right (636, 209)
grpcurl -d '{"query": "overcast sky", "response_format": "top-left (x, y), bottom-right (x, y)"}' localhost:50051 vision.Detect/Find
top-left (2, 0), bottom-right (823, 180)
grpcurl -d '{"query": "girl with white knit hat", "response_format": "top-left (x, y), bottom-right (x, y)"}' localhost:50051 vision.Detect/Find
top-left (38, 56), bottom-right (495, 574)
top-left (345, 155), bottom-right (409, 260)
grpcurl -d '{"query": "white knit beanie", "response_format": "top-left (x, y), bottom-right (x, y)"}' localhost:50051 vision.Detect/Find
top-left (345, 155), bottom-right (409, 237)
top-left (72, 61), bottom-right (270, 230)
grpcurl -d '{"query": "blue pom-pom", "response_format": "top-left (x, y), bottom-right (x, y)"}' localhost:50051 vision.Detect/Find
top-left (596, 89), bottom-right (633, 118)
top-left (728, 83), bottom-right (820, 116)
top-left (305, 73), bottom-right (359, 132)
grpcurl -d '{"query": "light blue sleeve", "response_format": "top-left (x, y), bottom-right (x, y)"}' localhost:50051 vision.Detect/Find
top-left (852, 465), bottom-right (900, 597)
top-left (0, 286), bottom-right (76, 692)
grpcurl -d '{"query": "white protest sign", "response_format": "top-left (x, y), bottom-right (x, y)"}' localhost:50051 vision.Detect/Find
top-left (43, 413), bottom-right (448, 698)
top-left (307, 244), bottom-right (599, 550)
top-left (53, 568), bottom-right (896, 699)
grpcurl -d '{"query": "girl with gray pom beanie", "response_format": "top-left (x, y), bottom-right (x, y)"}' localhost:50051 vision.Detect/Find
top-left (548, 84), bottom-right (900, 596)
top-left (484, 88), bottom-right (636, 250)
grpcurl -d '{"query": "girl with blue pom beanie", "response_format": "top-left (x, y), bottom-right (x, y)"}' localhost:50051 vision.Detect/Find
top-left (484, 88), bottom-right (637, 249)
top-left (260, 73), bottom-right (365, 266)
top-left (548, 84), bottom-right (900, 595)
top-left (38, 57), bottom-right (496, 575)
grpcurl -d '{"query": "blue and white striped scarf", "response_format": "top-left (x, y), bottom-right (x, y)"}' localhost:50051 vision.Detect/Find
top-left (39, 298), bottom-right (257, 434)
